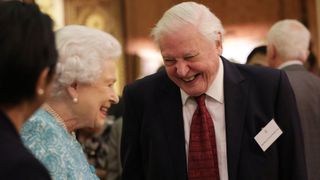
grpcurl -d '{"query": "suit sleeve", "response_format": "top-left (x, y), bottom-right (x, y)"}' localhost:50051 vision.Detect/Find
top-left (275, 71), bottom-right (307, 180)
top-left (121, 85), bottom-right (144, 180)
top-left (5, 159), bottom-right (51, 180)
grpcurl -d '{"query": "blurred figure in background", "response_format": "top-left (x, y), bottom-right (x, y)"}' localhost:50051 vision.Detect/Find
top-left (304, 51), bottom-right (320, 76)
top-left (267, 19), bottom-right (320, 180)
top-left (21, 25), bottom-right (121, 180)
top-left (106, 116), bottom-right (123, 180)
top-left (0, 1), bottom-right (57, 179)
top-left (105, 96), bottom-right (124, 180)
top-left (246, 45), bottom-right (268, 66)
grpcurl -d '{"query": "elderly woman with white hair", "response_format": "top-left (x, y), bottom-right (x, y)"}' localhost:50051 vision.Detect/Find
top-left (21, 25), bottom-right (121, 180)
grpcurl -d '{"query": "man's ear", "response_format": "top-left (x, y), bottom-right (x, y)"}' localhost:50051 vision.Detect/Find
top-left (301, 50), bottom-right (310, 63)
top-left (35, 67), bottom-right (50, 96)
top-left (269, 44), bottom-right (277, 60)
top-left (267, 44), bottom-right (277, 67)
top-left (215, 32), bottom-right (223, 55)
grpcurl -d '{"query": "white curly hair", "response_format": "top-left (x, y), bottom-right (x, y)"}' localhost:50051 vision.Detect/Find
top-left (52, 25), bottom-right (121, 96)
top-left (267, 19), bottom-right (310, 61)
top-left (151, 1), bottom-right (224, 45)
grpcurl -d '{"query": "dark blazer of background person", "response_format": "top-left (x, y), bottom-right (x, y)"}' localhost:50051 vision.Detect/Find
top-left (266, 19), bottom-right (319, 180)
top-left (121, 58), bottom-right (307, 180)
top-left (106, 118), bottom-right (123, 180)
top-left (281, 64), bottom-right (320, 180)
top-left (0, 1), bottom-right (57, 179)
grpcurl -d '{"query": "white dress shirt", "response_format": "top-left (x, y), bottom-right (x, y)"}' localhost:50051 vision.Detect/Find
top-left (180, 58), bottom-right (229, 180)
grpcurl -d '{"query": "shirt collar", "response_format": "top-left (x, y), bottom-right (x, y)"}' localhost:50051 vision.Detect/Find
top-left (277, 60), bottom-right (303, 69)
top-left (181, 58), bottom-right (224, 104)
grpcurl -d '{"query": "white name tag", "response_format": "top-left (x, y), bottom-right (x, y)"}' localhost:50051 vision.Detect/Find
top-left (254, 119), bottom-right (283, 152)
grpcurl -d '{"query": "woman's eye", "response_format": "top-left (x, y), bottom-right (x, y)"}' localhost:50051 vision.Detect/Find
top-left (107, 83), bottom-right (114, 88)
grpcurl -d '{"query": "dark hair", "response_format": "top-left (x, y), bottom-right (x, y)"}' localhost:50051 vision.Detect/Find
top-left (246, 45), bottom-right (267, 64)
top-left (0, 1), bottom-right (57, 105)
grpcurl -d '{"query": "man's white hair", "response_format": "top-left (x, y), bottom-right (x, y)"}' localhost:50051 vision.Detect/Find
top-left (151, 1), bottom-right (224, 44)
top-left (267, 19), bottom-right (310, 61)
top-left (52, 25), bottom-right (121, 96)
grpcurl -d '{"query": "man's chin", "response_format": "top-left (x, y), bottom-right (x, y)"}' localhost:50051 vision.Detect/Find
top-left (183, 88), bottom-right (205, 97)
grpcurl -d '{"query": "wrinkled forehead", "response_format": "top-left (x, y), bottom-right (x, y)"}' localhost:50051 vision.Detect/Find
top-left (157, 23), bottom-right (198, 41)
top-left (159, 26), bottom-right (212, 55)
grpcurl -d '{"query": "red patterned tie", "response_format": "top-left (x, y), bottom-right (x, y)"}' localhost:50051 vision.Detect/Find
top-left (188, 94), bottom-right (220, 180)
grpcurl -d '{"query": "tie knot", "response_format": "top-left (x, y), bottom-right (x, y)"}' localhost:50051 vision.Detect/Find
top-left (195, 94), bottom-right (206, 106)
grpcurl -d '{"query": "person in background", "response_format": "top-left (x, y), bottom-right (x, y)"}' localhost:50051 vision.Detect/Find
top-left (121, 2), bottom-right (307, 180)
top-left (106, 117), bottom-right (123, 180)
top-left (266, 19), bottom-right (320, 180)
top-left (304, 51), bottom-right (320, 76)
top-left (77, 125), bottom-right (109, 179)
top-left (0, 1), bottom-right (57, 179)
top-left (21, 25), bottom-right (121, 180)
top-left (246, 45), bottom-right (268, 66)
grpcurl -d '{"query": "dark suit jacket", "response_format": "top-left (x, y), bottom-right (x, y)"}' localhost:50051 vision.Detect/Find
top-left (121, 58), bottom-right (307, 180)
top-left (281, 64), bottom-right (320, 180)
top-left (0, 111), bottom-right (51, 179)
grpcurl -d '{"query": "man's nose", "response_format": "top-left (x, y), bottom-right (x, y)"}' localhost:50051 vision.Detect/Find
top-left (176, 61), bottom-right (190, 77)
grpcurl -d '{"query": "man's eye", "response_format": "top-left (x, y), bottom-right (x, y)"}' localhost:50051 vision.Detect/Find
top-left (184, 53), bottom-right (199, 60)
top-left (164, 59), bottom-right (175, 66)
top-left (184, 56), bottom-right (194, 60)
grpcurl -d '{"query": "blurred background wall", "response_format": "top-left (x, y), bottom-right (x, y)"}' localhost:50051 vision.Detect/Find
top-left (23, 0), bottom-right (320, 95)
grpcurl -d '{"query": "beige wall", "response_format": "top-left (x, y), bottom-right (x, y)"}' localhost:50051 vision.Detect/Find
top-left (64, 0), bottom-right (126, 95)
top-left (123, 0), bottom-right (319, 78)
top-left (34, 0), bottom-right (320, 85)
top-left (317, 0), bottom-right (320, 62)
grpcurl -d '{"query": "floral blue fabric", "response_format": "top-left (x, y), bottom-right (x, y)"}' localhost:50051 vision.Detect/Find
top-left (21, 108), bottom-right (99, 180)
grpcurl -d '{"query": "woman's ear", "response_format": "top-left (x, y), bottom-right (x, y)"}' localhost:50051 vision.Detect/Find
top-left (66, 82), bottom-right (79, 103)
top-left (35, 67), bottom-right (50, 96)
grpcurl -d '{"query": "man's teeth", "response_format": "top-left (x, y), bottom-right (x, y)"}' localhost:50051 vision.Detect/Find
top-left (100, 106), bottom-right (108, 112)
top-left (183, 76), bottom-right (195, 82)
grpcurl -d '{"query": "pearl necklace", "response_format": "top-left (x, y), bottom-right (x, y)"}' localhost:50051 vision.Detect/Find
top-left (42, 103), bottom-right (76, 138)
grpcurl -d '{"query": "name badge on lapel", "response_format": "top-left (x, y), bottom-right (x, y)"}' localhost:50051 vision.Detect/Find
top-left (254, 119), bottom-right (283, 151)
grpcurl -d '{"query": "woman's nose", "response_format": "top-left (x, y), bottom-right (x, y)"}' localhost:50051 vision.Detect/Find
top-left (110, 93), bottom-right (119, 104)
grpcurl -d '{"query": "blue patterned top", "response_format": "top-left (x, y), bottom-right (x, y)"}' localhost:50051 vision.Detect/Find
top-left (21, 108), bottom-right (99, 180)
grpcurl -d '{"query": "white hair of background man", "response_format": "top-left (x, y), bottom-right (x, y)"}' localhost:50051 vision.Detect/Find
top-left (267, 19), bottom-right (310, 61)
top-left (151, 1), bottom-right (224, 45)
top-left (52, 25), bottom-right (122, 96)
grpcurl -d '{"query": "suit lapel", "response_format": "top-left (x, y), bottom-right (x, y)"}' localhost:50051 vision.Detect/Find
top-left (222, 59), bottom-right (248, 180)
top-left (158, 72), bottom-right (188, 180)
top-left (156, 59), bottom-right (249, 180)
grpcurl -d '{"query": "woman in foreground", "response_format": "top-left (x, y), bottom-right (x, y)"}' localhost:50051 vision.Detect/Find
top-left (21, 25), bottom-right (121, 180)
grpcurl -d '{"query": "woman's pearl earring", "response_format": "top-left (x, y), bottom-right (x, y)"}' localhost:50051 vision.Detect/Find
top-left (37, 89), bottom-right (44, 95)
top-left (73, 97), bottom-right (78, 103)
